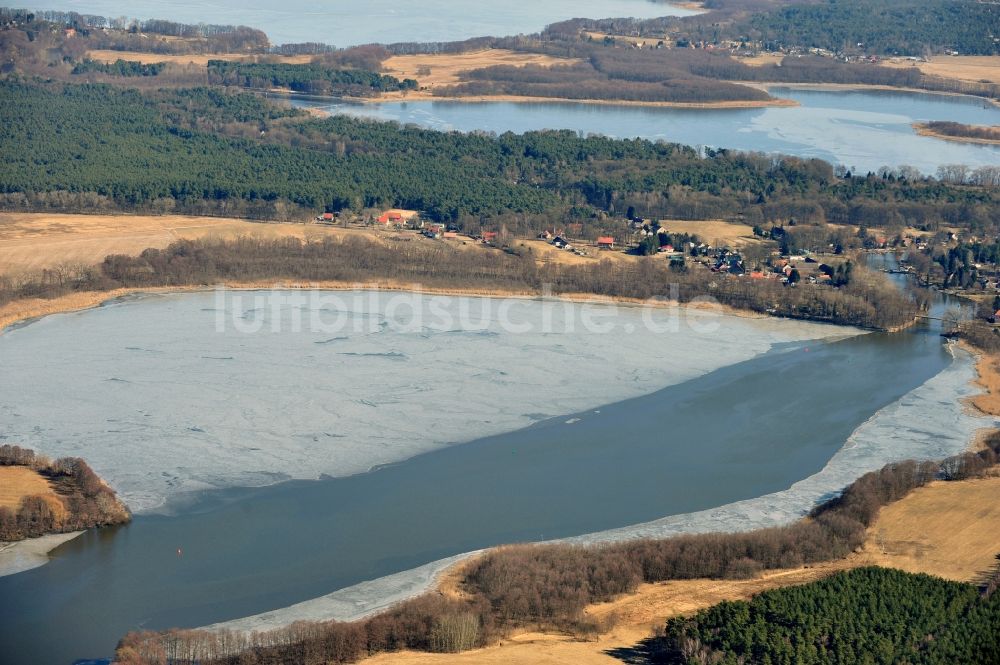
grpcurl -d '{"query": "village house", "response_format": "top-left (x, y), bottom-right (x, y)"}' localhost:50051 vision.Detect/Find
top-left (597, 236), bottom-right (615, 249)
top-left (375, 209), bottom-right (419, 227)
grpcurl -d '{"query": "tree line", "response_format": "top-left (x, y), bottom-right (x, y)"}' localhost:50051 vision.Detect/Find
top-left (206, 60), bottom-right (417, 96)
top-left (0, 444), bottom-right (131, 541)
top-left (921, 121), bottom-right (1000, 143)
top-left (0, 7), bottom-right (270, 52)
top-left (0, 233), bottom-right (918, 330)
top-left (113, 431), bottom-right (1000, 664)
top-left (71, 58), bottom-right (166, 77)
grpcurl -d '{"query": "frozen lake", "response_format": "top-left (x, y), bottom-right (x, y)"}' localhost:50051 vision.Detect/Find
top-left (0, 289), bottom-right (848, 513)
top-left (294, 87), bottom-right (1000, 174)
top-left (19, 0), bottom-right (697, 46)
top-left (0, 289), bottom-right (989, 664)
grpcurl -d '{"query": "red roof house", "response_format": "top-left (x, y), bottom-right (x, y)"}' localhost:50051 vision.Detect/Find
top-left (597, 236), bottom-right (615, 248)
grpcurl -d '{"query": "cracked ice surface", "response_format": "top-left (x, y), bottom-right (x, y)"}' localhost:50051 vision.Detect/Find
top-left (207, 343), bottom-right (992, 633)
top-left (568, 342), bottom-right (993, 543)
top-left (0, 289), bottom-right (852, 513)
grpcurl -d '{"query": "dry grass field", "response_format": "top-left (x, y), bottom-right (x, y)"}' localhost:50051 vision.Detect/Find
top-left (856, 476), bottom-right (1000, 582)
top-left (656, 219), bottom-right (760, 247)
top-left (0, 467), bottom-right (68, 528)
top-left (738, 53), bottom-right (786, 68)
top-left (0, 467), bottom-right (55, 511)
top-left (85, 50), bottom-right (313, 66)
top-left (511, 239), bottom-right (638, 266)
top-left (0, 212), bottom-right (652, 278)
top-left (382, 50), bottom-right (580, 92)
top-left (0, 213), bottom-right (373, 275)
top-left (881, 55), bottom-right (1000, 85)
top-left (970, 350), bottom-right (1000, 417)
top-left (369, 473), bottom-right (1000, 665)
top-left (0, 212), bottom-right (652, 330)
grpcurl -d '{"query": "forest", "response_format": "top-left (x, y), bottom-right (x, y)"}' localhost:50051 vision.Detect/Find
top-left (206, 61), bottom-right (417, 96)
top-left (745, 0), bottom-right (1000, 56)
top-left (0, 7), bottom-right (270, 54)
top-left (656, 567), bottom-right (1000, 664)
top-left (2, 79), bottom-right (998, 234)
top-left (548, 0), bottom-right (1000, 57)
top-left (114, 433), bottom-right (1000, 664)
top-left (0, 444), bottom-right (131, 541)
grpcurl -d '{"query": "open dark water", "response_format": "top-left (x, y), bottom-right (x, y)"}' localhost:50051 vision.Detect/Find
top-left (0, 321), bottom-right (951, 664)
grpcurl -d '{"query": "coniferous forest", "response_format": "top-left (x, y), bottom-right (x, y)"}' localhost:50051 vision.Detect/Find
top-left (657, 567), bottom-right (1000, 665)
top-left (2, 79), bottom-right (998, 230)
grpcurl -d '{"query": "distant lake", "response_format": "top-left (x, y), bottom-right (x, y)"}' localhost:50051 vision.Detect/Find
top-left (20, 0), bottom-right (697, 46)
top-left (293, 87), bottom-right (1000, 174)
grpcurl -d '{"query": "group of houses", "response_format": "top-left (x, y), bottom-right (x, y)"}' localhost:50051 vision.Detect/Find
top-left (538, 229), bottom-right (618, 255)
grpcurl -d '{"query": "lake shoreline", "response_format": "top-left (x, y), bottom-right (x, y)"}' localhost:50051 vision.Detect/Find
top-left (760, 82), bottom-right (1000, 108)
top-left (204, 340), bottom-right (993, 635)
top-left (912, 122), bottom-right (1000, 145)
top-left (370, 92), bottom-right (798, 109)
top-left (0, 280), bottom-right (774, 335)
top-left (0, 531), bottom-right (84, 578)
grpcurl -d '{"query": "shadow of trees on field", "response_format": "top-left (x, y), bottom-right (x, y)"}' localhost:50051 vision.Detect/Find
top-left (605, 635), bottom-right (663, 664)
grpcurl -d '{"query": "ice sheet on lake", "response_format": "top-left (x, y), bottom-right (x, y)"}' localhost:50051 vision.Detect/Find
top-left (0, 289), bottom-right (851, 514)
top-left (206, 342), bottom-right (993, 633)
top-left (570, 342), bottom-right (993, 543)
top-left (204, 552), bottom-right (481, 632)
